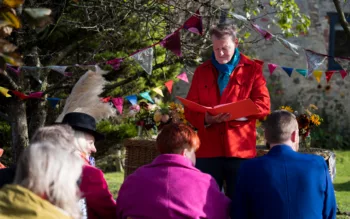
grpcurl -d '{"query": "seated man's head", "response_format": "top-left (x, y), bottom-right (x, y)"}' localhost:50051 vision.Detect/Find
top-left (263, 110), bottom-right (299, 151)
top-left (156, 123), bottom-right (200, 165)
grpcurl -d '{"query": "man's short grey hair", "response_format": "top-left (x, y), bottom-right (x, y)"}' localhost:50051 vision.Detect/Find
top-left (209, 23), bottom-right (238, 40)
top-left (14, 142), bottom-right (83, 218)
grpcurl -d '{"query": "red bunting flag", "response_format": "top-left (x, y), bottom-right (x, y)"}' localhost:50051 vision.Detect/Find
top-left (160, 31), bottom-right (182, 57)
top-left (251, 24), bottom-right (273, 40)
top-left (101, 97), bottom-right (111, 103)
top-left (268, 63), bottom-right (278, 75)
top-left (11, 90), bottom-right (29, 100)
top-left (325, 71), bottom-right (335, 83)
top-left (183, 10), bottom-right (203, 35)
top-left (165, 80), bottom-right (174, 94)
top-left (340, 70), bottom-right (347, 79)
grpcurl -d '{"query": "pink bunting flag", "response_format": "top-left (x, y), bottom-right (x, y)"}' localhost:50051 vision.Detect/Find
top-left (6, 65), bottom-right (21, 76)
top-left (325, 71), bottom-right (335, 83)
top-left (340, 70), bottom-right (347, 79)
top-left (28, 92), bottom-right (43, 99)
top-left (106, 58), bottom-right (123, 70)
top-left (268, 63), bottom-right (278, 75)
top-left (165, 80), bottom-right (174, 94)
top-left (251, 24), bottom-right (273, 40)
top-left (112, 97), bottom-right (124, 114)
top-left (176, 72), bottom-right (189, 83)
top-left (183, 10), bottom-right (203, 35)
top-left (160, 31), bottom-right (182, 57)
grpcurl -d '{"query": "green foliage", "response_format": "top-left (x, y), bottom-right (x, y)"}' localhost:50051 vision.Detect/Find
top-left (97, 120), bottom-right (138, 141)
top-left (269, 0), bottom-right (310, 37)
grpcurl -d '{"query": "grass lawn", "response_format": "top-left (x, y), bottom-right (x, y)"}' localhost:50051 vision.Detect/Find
top-left (105, 150), bottom-right (350, 218)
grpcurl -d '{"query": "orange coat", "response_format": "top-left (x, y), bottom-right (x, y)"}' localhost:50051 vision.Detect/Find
top-left (185, 54), bottom-right (270, 158)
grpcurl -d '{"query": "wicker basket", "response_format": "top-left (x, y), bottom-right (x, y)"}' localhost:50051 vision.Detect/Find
top-left (124, 138), bottom-right (159, 179)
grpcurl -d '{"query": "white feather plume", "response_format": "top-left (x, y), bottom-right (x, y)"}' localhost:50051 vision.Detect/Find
top-left (56, 66), bottom-right (115, 123)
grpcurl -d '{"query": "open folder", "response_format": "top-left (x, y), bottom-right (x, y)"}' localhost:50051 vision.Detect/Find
top-left (176, 96), bottom-right (260, 121)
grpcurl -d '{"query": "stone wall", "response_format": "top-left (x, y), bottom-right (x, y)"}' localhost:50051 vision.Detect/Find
top-left (172, 0), bottom-right (350, 132)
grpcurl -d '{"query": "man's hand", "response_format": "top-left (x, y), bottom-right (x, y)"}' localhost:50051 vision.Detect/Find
top-left (205, 112), bottom-right (231, 125)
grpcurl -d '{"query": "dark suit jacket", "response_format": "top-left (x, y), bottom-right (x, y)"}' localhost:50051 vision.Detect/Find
top-left (233, 145), bottom-right (336, 219)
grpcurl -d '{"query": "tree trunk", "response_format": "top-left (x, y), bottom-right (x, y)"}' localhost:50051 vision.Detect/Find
top-left (10, 99), bottom-right (29, 163)
top-left (28, 100), bottom-right (47, 138)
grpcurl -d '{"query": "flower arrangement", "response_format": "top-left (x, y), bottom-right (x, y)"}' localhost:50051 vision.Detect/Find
top-left (125, 99), bottom-right (190, 137)
top-left (279, 104), bottom-right (323, 139)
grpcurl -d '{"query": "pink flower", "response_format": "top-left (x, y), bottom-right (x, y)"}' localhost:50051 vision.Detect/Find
top-left (130, 104), bottom-right (140, 112)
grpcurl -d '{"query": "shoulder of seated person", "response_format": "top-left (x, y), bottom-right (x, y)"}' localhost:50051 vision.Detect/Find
top-left (82, 165), bottom-right (104, 177)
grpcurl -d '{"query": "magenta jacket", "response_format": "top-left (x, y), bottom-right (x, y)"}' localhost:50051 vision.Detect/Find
top-left (116, 154), bottom-right (230, 219)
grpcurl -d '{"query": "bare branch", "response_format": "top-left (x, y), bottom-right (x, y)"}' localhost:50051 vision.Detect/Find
top-left (333, 0), bottom-right (350, 39)
top-left (103, 60), bottom-right (177, 95)
top-left (0, 71), bottom-right (19, 90)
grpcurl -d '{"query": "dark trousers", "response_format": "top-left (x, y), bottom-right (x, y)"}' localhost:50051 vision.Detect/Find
top-left (196, 157), bottom-right (246, 201)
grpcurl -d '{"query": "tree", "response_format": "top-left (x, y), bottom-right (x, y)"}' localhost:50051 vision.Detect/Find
top-left (332, 0), bottom-right (350, 39)
top-left (0, 0), bottom-right (310, 163)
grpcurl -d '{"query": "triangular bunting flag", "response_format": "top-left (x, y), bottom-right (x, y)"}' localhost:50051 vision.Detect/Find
top-left (47, 66), bottom-right (68, 75)
top-left (305, 50), bottom-right (327, 77)
top-left (325, 71), bottom-right (335, 83)
top-left (176, 72), bottom-right (189, 83)
top-left (125, 95), bottom-right (138, 105)
top-left (11, 90), bottom-right (28, 100)
top-left (0, 86), bottom-right (11, 97)
top-left (268, 63), bottom-right (278, 75)
top-left (251, 24), bottom-right (273, 40)
top-left (140, 91), bottom-right (154, 103)
top-left (165, 80), bottom-right (174, 94)
top-left (47, 98), bottom-right (60, 108)
top-left (183, 10), bottom-right (203, 35)
top-left (275, 36), bottom-right (300, 55)
top-left (160, 31), bottom-right (182, 57)
top-left (6, 65), bottom-right (21, 76)
top-left (112, 97), bottom-right (124, 114)
top-left (295, 69), bottom-right (307, 77)
top-left (313, 70), bottom-right (323, 83)
top-left (152, 87), bottom-right (164, 97)
top-left (340, 70), bottom-right (347, 79)
top-left (282, 67), bottom-right (293, 77)
top-left (230, 12), bottom-right (248, 22)
top-left (28, 92), bottom-right (43, 99)
top-left (132, 47), bottom-right (153, 75)
top-left (334, 57), bottom-right (350, 75)
top-left (106, 58), bottom-right (123, 70)
top-left (101, 97), bottom-right (111, 103)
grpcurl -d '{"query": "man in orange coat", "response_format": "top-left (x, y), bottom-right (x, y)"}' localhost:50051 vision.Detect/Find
top-left (184, 23), bottom-right (270, 201)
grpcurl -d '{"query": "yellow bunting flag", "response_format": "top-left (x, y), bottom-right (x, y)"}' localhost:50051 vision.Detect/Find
top-left (152, 87), bottom-right (164, 97)
top-left (0, 86), bottom-right (11, 97)
top-left (313, 70), bottom-right (323, 83)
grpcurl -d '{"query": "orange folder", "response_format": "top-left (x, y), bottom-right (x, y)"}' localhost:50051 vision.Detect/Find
top-left (176, 96), bottom-right (260, 121)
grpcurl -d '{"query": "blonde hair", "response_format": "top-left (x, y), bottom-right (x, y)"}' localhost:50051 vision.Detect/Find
top-left (31, 125), bottom-right (76, 151)
top-left (31, 125), bottom-right (90, 155)
top-left (14, 143), bottom-right (83, 218)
